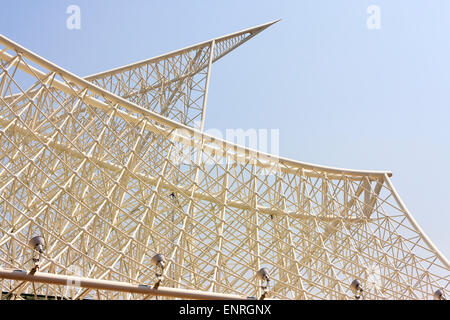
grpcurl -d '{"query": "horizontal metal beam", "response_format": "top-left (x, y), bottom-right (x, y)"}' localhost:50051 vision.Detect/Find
top-left (0, 267), bottom-right (246, 300)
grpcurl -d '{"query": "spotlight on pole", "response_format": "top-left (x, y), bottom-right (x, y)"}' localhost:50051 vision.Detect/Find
top-left (151, 253), bottom-right (166, 289)
top-left (256, 267), bottom-right (270, 300)
top-left (433, 289), bottom-right (446, 300)
top-left (350, 279), bottom-right (363, 300)
top-left (28, 235), bottom-right (45, 274)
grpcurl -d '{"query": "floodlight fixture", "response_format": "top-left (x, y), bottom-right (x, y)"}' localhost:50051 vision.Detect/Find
top-left (433, 289), bottom-right (446, 300)
top-left (350, 279), bottom-right (363, 300)
top-left (151, 253), bottom-right (166, 289)
top-left (256, 267), bottom-right (270, 300)
top-left (28, 235), bottom-right (45, 274)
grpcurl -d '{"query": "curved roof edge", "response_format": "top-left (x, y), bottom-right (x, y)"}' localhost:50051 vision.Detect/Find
top-left (0, 32), bottom-right (392, 178)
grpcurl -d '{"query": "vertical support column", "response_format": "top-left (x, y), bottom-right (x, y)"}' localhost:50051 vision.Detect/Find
top-left (322, 173), bottom-right (328, 217)
top-left (365, 178), bottom-right (383, 218)
top-left (363, 177), bottom-right (371, 218)
top-left (282, 197), bottom-right (308, 300)
top-left (199, 40), bottom-right (215, 132)
top-left (250, 165), bottom-right (261, 297)
top-left (209, 161), bottom-right (230, 292)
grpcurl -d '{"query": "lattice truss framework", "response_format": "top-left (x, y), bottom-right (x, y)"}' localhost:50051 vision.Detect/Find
top-left (0, 22), bottom-right (448, 300)
top-left (85, 22), bottom-right (271, 130)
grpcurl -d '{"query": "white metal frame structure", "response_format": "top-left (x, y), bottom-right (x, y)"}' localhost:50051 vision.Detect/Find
top-left (0, 21), bottom-right (448, 300)
top-left (85, 21), bottom-right (278, 131)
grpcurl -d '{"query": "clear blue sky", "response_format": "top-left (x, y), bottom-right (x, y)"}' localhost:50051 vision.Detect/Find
top-left (1, 0), bottom-right (449, 258)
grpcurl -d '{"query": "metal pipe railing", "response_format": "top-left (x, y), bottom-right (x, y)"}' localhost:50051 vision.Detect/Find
top-left (0, 267), bottom-right (247, 300)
